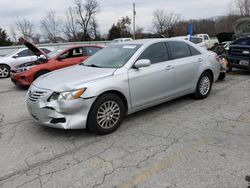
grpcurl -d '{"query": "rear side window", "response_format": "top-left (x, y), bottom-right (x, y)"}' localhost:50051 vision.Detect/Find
top-left (189, 45), bottom-right (201, 56)
top-left (86, 47), bottom-right (101, 56)
top-left (204, 35), bottom-right (209, 40)
top-left (168, 41), bottom-right (192, 59)
top-left (138, 42), bottom-right (169, 64)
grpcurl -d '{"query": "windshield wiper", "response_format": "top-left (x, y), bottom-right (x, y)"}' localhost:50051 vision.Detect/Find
top-left (84, 64), bottom-right (101, 68)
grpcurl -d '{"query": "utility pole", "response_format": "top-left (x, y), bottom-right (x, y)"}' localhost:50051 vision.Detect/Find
top-left (133, 3), bottom-right (136, 40)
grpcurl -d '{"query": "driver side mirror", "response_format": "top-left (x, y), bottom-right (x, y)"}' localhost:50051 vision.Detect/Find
top-left (13, 54), bottom-right (19, 58)
top-left (134, 59), bottom-right (151, 69)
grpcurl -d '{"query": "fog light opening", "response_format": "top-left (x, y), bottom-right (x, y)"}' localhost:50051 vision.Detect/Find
top-left (50, 118), bottom-right (66, 124)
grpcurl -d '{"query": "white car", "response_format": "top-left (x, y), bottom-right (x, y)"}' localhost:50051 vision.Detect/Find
top-left (0, 47), bottom-right (53, 78)
top-left (172, 36), bottom-right (207, 49)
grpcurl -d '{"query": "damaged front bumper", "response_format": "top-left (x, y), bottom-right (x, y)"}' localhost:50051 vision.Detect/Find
top-left (26, 85), bottom-right (96, 129)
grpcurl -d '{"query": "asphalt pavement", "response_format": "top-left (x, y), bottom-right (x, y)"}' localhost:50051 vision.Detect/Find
top-left (0, 71), bottom-right (250, 188)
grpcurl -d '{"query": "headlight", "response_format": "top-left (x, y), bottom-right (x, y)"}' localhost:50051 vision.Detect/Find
top-left (49, 88), bottom-right (87, 102)
top-left (15, 66), bottom-right (35, 73)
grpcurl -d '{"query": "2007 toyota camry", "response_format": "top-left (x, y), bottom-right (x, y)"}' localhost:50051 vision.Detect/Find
top-left (27, 39), bottom-right (220, 134)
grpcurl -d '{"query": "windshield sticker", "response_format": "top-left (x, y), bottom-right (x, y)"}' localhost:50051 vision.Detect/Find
top-left (123, 45), bottom-right (137, 49)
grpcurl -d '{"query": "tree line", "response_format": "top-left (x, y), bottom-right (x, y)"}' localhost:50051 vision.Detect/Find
top-left (0, 0), bottom-right (249, 46)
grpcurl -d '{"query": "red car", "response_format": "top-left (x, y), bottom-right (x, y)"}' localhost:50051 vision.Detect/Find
top-left (11, 39), bottom-right (104, 87)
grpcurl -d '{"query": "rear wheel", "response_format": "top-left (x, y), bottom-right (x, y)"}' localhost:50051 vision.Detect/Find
top-left (194, 72), bottom-right (213, 99)
top-left (34, 70), bottom-right (49, 80)
top-left (0, 65), bottom-right (10, 78)
top-left (87, 93), bottom-right (125, 135)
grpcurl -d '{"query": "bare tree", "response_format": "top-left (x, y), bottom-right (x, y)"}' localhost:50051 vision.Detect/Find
top-left (235, 0), bottom-right (250, 16)
top-left (41, 11), bottom-right (61, 42)
top-left (10, 26), bottom-right (17, 43)
top-left (153, 10), bottom-right (181, 37)
top-left (89, 17), bottom-right (99, 40)
top-left (15, 18), bottom-right (34, 40)
top-left (63, 7), bottom-right (78, 41)
top-left (74, 0), bottom-right (99, 40)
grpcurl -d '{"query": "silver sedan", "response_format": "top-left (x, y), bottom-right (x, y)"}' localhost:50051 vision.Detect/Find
top-left (27, 39), bottom-right (220, 134)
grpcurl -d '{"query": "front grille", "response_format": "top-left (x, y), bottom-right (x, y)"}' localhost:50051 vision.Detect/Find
top-left (28, 90), bottom-right (47, 103)
top-left (230, 46), bottom-right (250, 58)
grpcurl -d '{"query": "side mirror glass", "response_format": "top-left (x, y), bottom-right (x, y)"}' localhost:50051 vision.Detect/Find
top-left (134, 59), bottom-right (151, 69)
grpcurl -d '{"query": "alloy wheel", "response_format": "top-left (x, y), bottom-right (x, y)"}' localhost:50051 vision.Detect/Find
top-left (199, 76), bottom-right (211, 96)
top-left (0, 66), bottom-right (9, 78)
top-left (96, 101), bottom-right (120, 129)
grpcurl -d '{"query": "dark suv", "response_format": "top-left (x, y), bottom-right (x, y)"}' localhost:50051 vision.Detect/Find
top-left (228, 37), bottom-right (250, 71)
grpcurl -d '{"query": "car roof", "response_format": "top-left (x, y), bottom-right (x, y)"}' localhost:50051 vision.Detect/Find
top-left (119, 38), bottom-right (187, 45)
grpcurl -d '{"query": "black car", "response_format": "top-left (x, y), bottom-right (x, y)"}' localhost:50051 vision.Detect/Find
top-left (228, 37), bottom-right (250, 71)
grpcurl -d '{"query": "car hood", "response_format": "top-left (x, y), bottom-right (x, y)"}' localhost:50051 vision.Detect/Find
top-left (33, 65), bottom-right (116, 91)
top-left (22, 38), bottom-right (48, 58)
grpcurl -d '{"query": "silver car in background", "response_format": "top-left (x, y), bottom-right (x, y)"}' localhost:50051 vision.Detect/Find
top-left (27, 39), bottom-right (220, 134)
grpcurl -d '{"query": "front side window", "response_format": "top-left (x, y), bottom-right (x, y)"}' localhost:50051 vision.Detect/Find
top-left (17, 49), bottom-right (33, 57)
top-left (168, 41), bottom-right (192, 59)
top-left (138, 42), bottom-right (169, 64)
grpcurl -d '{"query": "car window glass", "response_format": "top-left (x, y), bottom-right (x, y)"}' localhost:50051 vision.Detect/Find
top-left (233, 38), bottom-right (250, 45)
top-left (86, 47), bottom-right (101, 56)
top-left (189, 45), bottom-right (201, 56)
top-left (168, 41), bottom-right (191, 59)
top-left (204, 35), bottom-right (209, 40)
top-left (17, 49), bottom-right (33, 57)
top-left (59, 47), bottom-right (83, 59)
top-left (138, 42), bottom-right (169, 64)
top-left (41, 48), bottom-right (51, 54)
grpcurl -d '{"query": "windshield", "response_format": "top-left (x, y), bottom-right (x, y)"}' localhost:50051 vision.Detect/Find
top-left (190, 37), bottom-right (203, 44)
top-left (47, 49), bottom-right (63, 59)
top-left (83, 44), bottom-right (141, 68)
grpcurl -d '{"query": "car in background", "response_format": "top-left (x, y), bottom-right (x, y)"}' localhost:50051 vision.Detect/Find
top-left (27, 39), bottom-right (220, 134)
top-left (172, 36), bottom-right (207, 49)
top-left (0, 47), bottom-right (53, 78)
top-left (11, 40), bottom-right (104, 87)
top-left (195, 34), bottom-right (219, 49)
top-left (227, 37), bottom-right (250, 72)
top-left (112, 38), bottom-right (133, 43)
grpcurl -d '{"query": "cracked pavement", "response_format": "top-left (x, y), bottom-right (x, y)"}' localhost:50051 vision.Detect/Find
top-left (0, 71), bottom-right (250, 188)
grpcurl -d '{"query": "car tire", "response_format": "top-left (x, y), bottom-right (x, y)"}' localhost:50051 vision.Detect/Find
top-left (194, 72), bottom-right (213, 99)
top-left (34, 70), bottom-right (49, 80)
top-left (87, 93), bottom-right (125, 135)
top-left (218, 72), bottom-right (226, 81)
top-left (0, 64), bottom-right (10, 78)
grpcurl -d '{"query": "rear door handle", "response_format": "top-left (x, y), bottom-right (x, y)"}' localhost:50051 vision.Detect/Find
top-left (165, 65), bottom-right (173, 71)
top-left (198, 58), bottom-right (204, 63)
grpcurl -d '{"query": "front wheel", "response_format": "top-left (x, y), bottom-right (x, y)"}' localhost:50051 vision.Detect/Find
top-left (87, 93), bottom-right (125, 135)
top-left (194, 72), bottom-right (213, 99)
top-left (0, 65), bottom-right (10, 78)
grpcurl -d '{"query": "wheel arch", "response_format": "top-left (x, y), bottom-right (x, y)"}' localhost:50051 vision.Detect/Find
top-left (97, 90), bottom-right (129, 113)
top-left (0, 63), bottom-right (11, 70)
top-left (202, 69), bottom-right (214, 83)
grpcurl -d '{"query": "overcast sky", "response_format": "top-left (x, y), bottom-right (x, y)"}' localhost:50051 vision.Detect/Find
top-left (0, 0), bottom-right (235, 37)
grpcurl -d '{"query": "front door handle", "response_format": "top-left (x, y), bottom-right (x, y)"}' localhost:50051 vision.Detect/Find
top-left (165, 65), bottom-right (173, 71)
